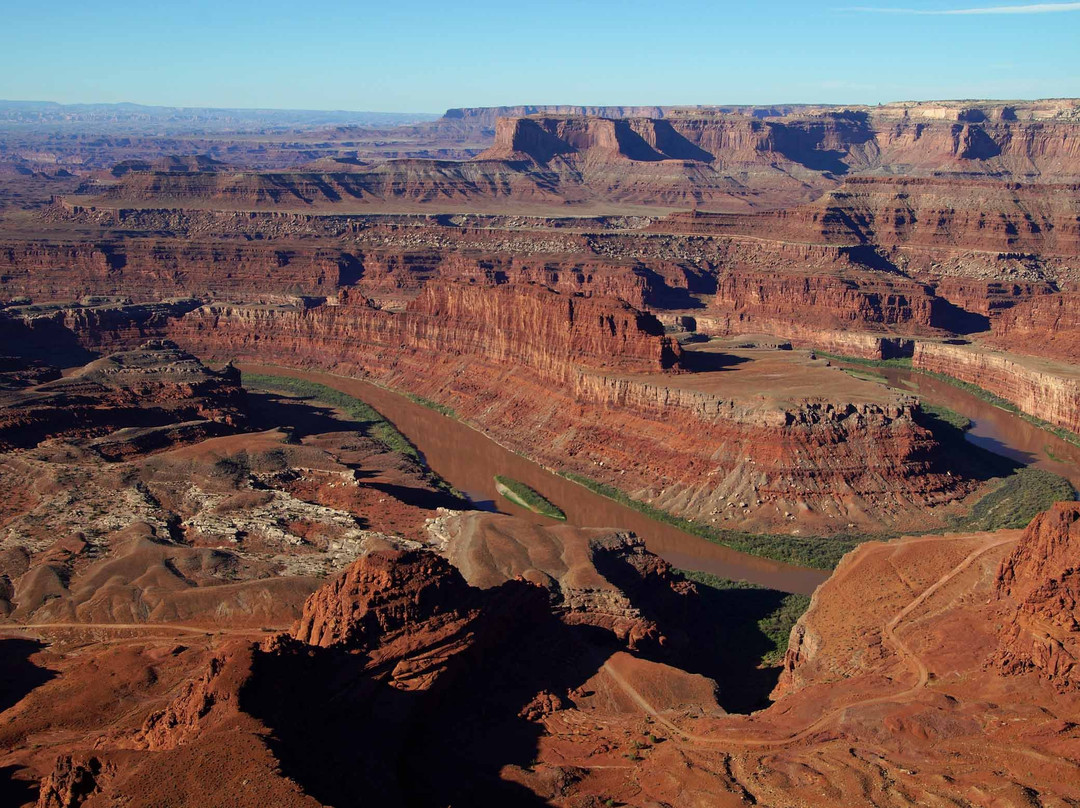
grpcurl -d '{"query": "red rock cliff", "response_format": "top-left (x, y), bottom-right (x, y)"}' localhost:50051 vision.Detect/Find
top-left (996, 503), bottom-right (1080, 689)
top-left (913, 341), bottom-right (1080, 436)
top-left (986, 292), bottom-right (1080, 364)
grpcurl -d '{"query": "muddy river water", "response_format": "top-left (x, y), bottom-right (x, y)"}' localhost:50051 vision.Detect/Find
top-left (240, 363), bottom-right (1080, 596)
top-left (879, 367), bottom-right (1080, 489)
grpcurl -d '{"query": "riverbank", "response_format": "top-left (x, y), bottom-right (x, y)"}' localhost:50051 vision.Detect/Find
top-left (237, 363), bottom-right (829, 595)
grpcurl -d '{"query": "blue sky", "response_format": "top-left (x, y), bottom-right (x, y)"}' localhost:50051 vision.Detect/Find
top-left (1, 0), bottom-right (1077, 112)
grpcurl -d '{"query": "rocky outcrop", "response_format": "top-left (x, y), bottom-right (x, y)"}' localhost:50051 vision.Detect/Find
top-left (435, 252), bottom-right (657, 307)
top-left (36, 754), bottom-right (114, 808)
top-left (708, 272), bottom-right (943, 335)
top-left (933, 278), bottom-right (1057, 318)
top-left (139, 647), bottom-right (256, 751)
top-left (0, 339), bottom-right (246, 451)
top-left (913, 341), bottom-right (1080, 435)
top-left (429, 513), bottom-right (691, 650)
top-left (406, 281), bottom-right (681, 372)
top-left (292, 549), bottom-right (475, 649)
top-left (996, 502), bottom-right (1080, 689)
top-left (171, 281), bottom-right (681, 380)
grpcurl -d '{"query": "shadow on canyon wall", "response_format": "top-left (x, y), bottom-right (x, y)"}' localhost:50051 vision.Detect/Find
top-left (241, 581), bottom-right (602, 808)
top-left (592, 551), bottom-right (785, 714)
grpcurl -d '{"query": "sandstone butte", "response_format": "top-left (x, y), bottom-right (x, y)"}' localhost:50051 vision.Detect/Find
top-left (1, 97), bottom-right (1080, 807)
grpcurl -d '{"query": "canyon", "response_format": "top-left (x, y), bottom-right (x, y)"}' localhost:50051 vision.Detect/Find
top-left (1, 97), bottom-right (1078, 807)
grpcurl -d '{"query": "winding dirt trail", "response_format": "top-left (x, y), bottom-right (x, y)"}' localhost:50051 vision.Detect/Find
top-left (603, 533), bottom-right (1019, 750)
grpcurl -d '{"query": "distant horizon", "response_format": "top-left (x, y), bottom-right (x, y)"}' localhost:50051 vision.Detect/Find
top-left (2, 96), bottom-right (1078, 118)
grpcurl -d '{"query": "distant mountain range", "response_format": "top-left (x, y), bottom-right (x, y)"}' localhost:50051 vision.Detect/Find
top-left (0, 100), bottom-right (441, 131)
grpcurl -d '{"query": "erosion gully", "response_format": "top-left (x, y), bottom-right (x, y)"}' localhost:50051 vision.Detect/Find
top-left (239, 363), bottom-right (1080, 597)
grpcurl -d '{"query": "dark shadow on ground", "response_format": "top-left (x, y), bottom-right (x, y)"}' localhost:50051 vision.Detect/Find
top-left (591, 552), bottom-right (785, 713)
top-left (362, 481), bottom-right (465, 511)
top-left (0, 638), bottom-right (55, 714)
top-left (241, 580), bottom-right (610, 807)
top-left (400, 620), bottom-right (619, 807)
top-left (916, 411), bottom-right (1023, 482)
top-left (841, 244), bottom-right (907, 276)
top-left (679, 350), bottom-right (752, 373)
top-left (0, 766), bottom-right (37, 807)
top-left (245, 391), bottom-right (368, 440)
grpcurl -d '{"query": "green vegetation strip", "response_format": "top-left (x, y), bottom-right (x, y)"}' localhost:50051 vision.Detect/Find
top-left (560, 472), bottom-right (857, 570)
top-left (678, 569), bottom-right (811, 667)
top-left (952, 468), bottom-right (1076, 532)
top-left (403, 391), bottom-right (458, 418)
top-left (242, 373), bottom-right (422, 463)
top-left (816, 351), bottom-right (913, 369)
top-left (562, 466), bottom-right (1074, 571)
top-left (841, 367), bottom-right (889, 384)
top-left (494, 475), bottom-right (567, 520)
top-left (919, 402), bottom-right (972, 432)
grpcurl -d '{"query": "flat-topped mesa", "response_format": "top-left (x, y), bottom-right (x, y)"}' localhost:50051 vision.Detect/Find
top-left (478, 116), bottom-right (717, 164)
top-left (571, 370), bottom-right (920, 428)
top-left (995, 502), bottom-right (1080, 689)
top-left (480, 110), bottom-right (1080, 176)
top-left (477, 113), bottom-right (886, 174)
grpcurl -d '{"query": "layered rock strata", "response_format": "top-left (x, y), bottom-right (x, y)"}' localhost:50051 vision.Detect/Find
top-left (987, 291), bottom-right (1080, 364)
top-left (913, 341), bottom-right (1080, 435)
top-left (163, 298), bottom-right (959, 533)
top-left (0, 340), bottom-right (246, 451)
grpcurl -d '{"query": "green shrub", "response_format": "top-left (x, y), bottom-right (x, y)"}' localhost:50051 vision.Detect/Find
top-left (919, 402), bottom-right (972, 432)
top-left (956, 468), bottom-right (1076, 531)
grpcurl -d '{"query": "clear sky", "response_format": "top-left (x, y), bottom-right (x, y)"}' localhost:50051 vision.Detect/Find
top-left (1, 0), bottom-right (1077, 113)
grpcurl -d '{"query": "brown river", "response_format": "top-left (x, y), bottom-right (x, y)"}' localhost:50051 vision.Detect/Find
top-left (240, 364), bottom-right (1080, 596)
top-left (878, 367), bottom-right (1080, 489)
